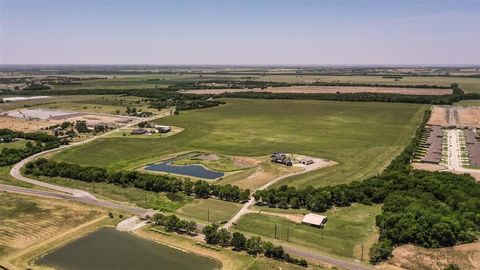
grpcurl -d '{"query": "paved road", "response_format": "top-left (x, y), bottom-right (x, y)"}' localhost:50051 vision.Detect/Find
top-left (444, 129), bottom-right (480, 180)
top-left (284, 246), bottom-right (372, 270)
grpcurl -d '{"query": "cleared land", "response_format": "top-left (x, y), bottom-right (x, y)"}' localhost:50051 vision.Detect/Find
top-left (52, 99), bottom-right (425, 187)
top-left (185, 85), bottom-right (452, 95)
top-left (385, 242), bottom-right (480, 270)
top-left (234, 204), bottom-right (381, 260)
top-left (0, 192), bottom-right (102, 258)
top-left (428, 106), bottom-right (480, 127)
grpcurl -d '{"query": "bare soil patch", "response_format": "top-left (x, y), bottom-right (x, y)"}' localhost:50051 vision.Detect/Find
top-left (185, 86), bottom-right (452, 96)
top-left (412, 162), bottom-right (446, 171)
top-left (381, 242), bottom-right (480, 270)
top-left (428, 106), bottom-right (480, 127)
top-left (0, 116), bottom-right (54, 131)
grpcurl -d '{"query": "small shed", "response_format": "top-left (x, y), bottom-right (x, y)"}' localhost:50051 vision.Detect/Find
top-left (302, 213), bottom-right (327, 228)
top-left (300, 159), bottom-right (314, 165)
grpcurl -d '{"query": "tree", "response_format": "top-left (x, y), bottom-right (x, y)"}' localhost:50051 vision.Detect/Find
top-left (202, 224), bottom-right (219, 245)
top-left (245, 236), bottom-right (263, 255)
top-left (164, 215), bottom-right (180, 232)
top-left (263, 241), bottom-right (275, 257)
top-left (75, 121), bottom-right (89, 133)
top-left (231, 232), bottom-right (246, 251)
top-left (217, 228), bottom-right (232, 247)
top-left (369, 240), bottom-right (393, 264)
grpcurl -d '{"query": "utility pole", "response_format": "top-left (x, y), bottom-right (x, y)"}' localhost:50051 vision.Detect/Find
top-left (321, 227), bottom-right (324, 240)
top-left (92, 179), bottom-right (95, 193)
top-left (274, 224), bottom-right (277, 239)
top-left (361, 244), bottom-right (364, 261)
top-left (286, 227), bottom-right (290, 242)
top-left (207, 208), bottom-right (210, 223)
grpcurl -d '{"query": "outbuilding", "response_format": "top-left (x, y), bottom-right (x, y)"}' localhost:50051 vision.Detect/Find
top-left (300, 159), bottom-right (314, 165)
top-left (155, 125), bottom-right (171, 133)
top-left (302, 213), bottom-right (327, 228)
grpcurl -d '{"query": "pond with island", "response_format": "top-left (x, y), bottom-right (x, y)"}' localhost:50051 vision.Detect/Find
top-left (35, 228), bottom-right (221, 270)
top-left (145, 157), bottom-right (225, 180)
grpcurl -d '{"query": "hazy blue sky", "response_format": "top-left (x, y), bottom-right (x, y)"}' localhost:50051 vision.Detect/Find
top-left (1, 0), bottom-right (479, 65)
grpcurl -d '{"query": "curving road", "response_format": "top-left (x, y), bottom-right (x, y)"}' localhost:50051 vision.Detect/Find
top-left (2, 111), bottom-right (372, 270)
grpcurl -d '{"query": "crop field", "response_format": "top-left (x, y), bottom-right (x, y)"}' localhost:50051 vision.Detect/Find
top-left (234, 204), bottom-right (381, 260)
top-left (0, 193), bottom-right (102, 258)
top-left (52, 99), bottom-right (425, 187)
top-left (175, 198), bottom-right (243, 224)
top-left (49, 73), bottom-right (480, 93)
top-left (256, 75), bottom-right (480, 93)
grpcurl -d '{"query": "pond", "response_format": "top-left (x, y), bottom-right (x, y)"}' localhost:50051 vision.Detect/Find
top-left (145, 159), bottom-right (224, 179)
top-left (36, 228), bottom-right (221, 270)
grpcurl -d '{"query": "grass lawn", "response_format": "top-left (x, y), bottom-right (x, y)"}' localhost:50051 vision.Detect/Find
top-left (175, 198), bottom-right (243, 224)
top-left (52, 99), bottom-right (425, 187)
top-left (234, 204), bottom-right (381, 260)
top-left (0, 140), bottom-right (28, 152)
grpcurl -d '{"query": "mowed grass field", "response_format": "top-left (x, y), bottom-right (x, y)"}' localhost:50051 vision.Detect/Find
top-left (175, 198), bottom-right (243, 224)
top-left (234, 204), bottom-right (381, 260)
top-left (52, 99), bottom-right (425, 187)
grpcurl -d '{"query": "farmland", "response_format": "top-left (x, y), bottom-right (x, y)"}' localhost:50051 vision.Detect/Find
top-left (52, 98), bottom-right (425, 187)
top-left (0, 192), bottom-right (103, 259)
top-left (234, 204), bottom-right (381, 260)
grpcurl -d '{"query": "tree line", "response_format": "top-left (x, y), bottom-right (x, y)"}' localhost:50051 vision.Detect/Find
top-left (202, 224), bottom-right (307, 267)
top-left (252, 110), bottom-right (480, 263)
top-left (24, 158), bottom-right (250, 203)
top-left (0, 129), bottom-right (62, 166)
top-left (151, 213), bottom-right (197, 235)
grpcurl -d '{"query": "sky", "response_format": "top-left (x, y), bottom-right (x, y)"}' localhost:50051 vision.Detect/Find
top-left (0, 0), bottom-right (479, 66)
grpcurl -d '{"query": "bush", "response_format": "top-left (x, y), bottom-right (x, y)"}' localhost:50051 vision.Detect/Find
top-left (369, 240), bottom-right (393, 264)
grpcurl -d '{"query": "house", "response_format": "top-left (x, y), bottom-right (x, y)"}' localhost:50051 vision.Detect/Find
top-left (300, 159), bottom-right (314, 165)
top-left (302, 213), bottom-right (327, 228)
top-left (155, 125), bottom-right (171, 133)
top-left (271, 153), bottom-right (292, 166)
top-left (131, 128), bottom-right (148, 135)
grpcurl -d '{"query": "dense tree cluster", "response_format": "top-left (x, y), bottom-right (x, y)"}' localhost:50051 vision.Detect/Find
top-left (24, 158), bottom-right (250, 203)
top-left (22, 83), bottom-right (51, 90)
top-left (253, 111), bottom-right (480, 263)
top-left (0, 129), bottom-right (61, 166)
top-left (202, 224), bottom-right (307, 267)
top-left (151, 213), bottom-right (197, 235)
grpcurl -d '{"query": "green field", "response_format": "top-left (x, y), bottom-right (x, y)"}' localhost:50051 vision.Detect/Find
top-left (52, 99), bottom-right (425, 187)
top-left (0, 140), bottom-right (28, 152)
top-left (46, 73), bottom-right (480, 93)
top-left (0, 95), bottom-right (154, 115)
top-left (175, 198), bottom-right (243, 224)
top-left (234, 204), bottom-right (381, 260)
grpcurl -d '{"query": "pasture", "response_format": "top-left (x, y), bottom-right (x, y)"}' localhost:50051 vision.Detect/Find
top-left (175, 198), bottom-right (243, 224)
top-left (234, 204), bottom-right (381, 260)
top-left (52, 99), bottom-right (425, 188)
top-left (52, 99), bottom-right (424, 187)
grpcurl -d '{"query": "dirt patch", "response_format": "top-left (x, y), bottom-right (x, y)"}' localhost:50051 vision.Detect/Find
top-left (379, 242), bottom-right (480, 270)
top-left (252, 209), bottom-right (304, 223)
top-left (0, 116), bottom-right (54, 131)
top-left (233, 156), bottom-right (260, 168)
top-left (412, 162), bottom-right (446, 171)
top-left (428, 106), bottom-right (480, 128)
top-left (184, 86), bottom-right (452, 96)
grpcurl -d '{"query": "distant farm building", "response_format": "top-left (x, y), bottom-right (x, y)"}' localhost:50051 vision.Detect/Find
top-left (155, 125), bottom-right (171, 133)
top-left (131, 128), bottom-right (148, 135)
top-left (302, 213), bottom-right (328, 228)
